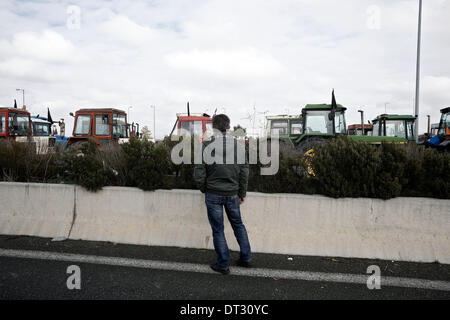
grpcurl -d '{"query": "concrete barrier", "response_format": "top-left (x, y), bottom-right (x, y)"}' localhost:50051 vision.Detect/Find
top-left (1, 182), bottom-right (449, 264)
top-left (0, 182), bottom-right (75, 238)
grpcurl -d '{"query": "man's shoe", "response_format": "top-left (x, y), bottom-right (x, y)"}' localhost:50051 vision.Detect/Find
top-left (236, 259), bottom-right (252, 268)
top-left (210, 263), bottom-right (230, 275)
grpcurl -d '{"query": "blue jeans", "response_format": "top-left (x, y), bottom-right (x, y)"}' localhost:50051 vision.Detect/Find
top-left (205, 192), bottom-right (252, 269)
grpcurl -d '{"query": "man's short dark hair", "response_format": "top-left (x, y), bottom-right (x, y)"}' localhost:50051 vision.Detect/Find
top-left (212, 114), bottom-right (230, 133)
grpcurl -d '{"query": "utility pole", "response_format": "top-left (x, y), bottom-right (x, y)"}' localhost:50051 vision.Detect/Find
top-left (358, 109), bottom-right (365, 136)
top-left (150, 105), bottom-right (156, 139)
top-left (414, 0), bottom-right (423, 142)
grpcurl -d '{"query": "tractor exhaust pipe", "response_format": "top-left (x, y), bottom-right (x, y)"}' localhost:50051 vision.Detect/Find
top-left (187, 102), bottom-right (190, 116)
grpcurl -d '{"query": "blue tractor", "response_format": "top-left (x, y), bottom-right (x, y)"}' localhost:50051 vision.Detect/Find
top-left (30, 114), bottom-right (68, 153)
top-left (425, 107), bottom-right (450, 153)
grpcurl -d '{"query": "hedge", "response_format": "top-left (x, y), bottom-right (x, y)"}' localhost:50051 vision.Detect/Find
top-left (0, 136), bottom-right (448, 199)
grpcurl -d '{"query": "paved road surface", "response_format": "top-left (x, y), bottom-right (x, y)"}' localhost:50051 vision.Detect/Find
top-left (1, 235), bottom-right (449, 300)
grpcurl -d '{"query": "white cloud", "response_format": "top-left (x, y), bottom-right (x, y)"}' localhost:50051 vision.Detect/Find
top-left (0, 0), bottom-right (449, 137)
top-left (165, 47), bottom-right (285, 80)
top-left (101, 15), bottom-right (156, 46)
top-left (0, 58), bottom-right (38, 77)
top-left (0, 57), bottom-right (61, 82)
top-left (422, 76), bottom-right (450, 107)
top-left (11, 30), bottom-right (78, 63)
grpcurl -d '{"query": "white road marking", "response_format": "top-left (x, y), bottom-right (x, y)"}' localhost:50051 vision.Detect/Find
top-left (1, 248), bottom-right (449, 292)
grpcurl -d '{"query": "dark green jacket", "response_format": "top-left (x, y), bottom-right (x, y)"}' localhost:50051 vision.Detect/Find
top-left (194, 134), bottom-right (249, 198)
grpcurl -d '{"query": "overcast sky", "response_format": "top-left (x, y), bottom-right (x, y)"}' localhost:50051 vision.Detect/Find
top-left (0, 0), bottom-right (449, 138)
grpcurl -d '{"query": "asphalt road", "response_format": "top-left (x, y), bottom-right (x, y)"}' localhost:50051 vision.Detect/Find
top-left (1, 235), bottom-right (449, 301)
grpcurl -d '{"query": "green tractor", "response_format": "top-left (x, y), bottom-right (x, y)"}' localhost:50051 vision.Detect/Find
top-left (349, 114), bottom-right (417, 144)
top-left (265, 103), bottom-right (347, 156)
top-left (265, 115), bottom-right (303, 143)
top-left (292, 103), bottom-right (347, 154)
top-left (266, 90), bottom-right (417, 163)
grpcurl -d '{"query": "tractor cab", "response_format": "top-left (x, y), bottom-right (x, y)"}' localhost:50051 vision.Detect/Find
top-left (371, 114), bottom-right (416, 141)
top-left (430, 123), bottom-right (440, 136)
top-left (169, 103), bottom-right (212, 141)
top-left (301, 104), bottom-right (347, 136)
top-left (437, 107), bottom-right (450, 140)
top-left (266, 115), bottom-right (303, 141)
top-left (426, 107), bottom-right (450, 152)
top-left (175, 113), bottom-right (212, 140)
top-left (31, 116), bottom-right (53, 136)
top-left (30, 116), bottom-right (57, 154)
top-left (290, 103), bottom-right (347, 153)
top-left (0, 108), bottom-right (32, 142)
top-left (68, 108), bottom-right (130, 148)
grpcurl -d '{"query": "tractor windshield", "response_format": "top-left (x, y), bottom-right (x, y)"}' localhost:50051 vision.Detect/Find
top-left (95, 114), bottom-right (110, 136)
top-left (438, 111), bottom-right (450, 137)
top-left (305, 110), bottom-right (345, 134)
top-left (406, 121), bottom-right (415, 141)
top-left (32, 122), bottom-right (51, 136)
top-left (385, 120), bottom-right (406, 139)
top-left (0, 114), bottom-right (5, 133)
top-left (113, 113), bottom-right (128, 138)
top-left (74, 114), bottom-right (91, 135)
top-left (180, 121), bottom-right (203, 137)
top-left (271, 120), bottom-right (288, 135)
top-left (8, 112), bottom-right (30, 136)
top-left (290, 120), bottom-right (303, 135)
top-left (335, 112), bottom-right (346, 134)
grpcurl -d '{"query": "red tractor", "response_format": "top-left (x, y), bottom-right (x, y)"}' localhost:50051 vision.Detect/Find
top-left (170, 103), bottom-right (212, 141)
top-left (67, 108), bottom-right (133, 148)
top-left (0, 107), bottom-right (32, 142)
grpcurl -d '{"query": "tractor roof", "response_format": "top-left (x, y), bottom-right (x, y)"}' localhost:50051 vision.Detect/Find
top-left (176, 113), bottom-right (211, 120)
top-left (75, 108), bottom-right (126, 114)
top-left (304, 104), bottom-right (346, 111)
top-left (372, 114), bottom-right (416, 121)
top-left (266, 115), bottom-right (301, 120)
top-left (31, 116), bottom-right (52, 123)
top-left (0, 107), bottom-right (30, 115)
top-left (441, 107), bottom-right (450, 114)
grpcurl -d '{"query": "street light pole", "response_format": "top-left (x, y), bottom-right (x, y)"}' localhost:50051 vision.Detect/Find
top-left (358, 109), bottom-right (364, 136)
top-left (150, 105), bottom-right (156, 139)
top-left (414, 0), bottom-right (423, 142)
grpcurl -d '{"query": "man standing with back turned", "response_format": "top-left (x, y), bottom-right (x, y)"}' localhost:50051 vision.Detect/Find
top-left (194, 114), bottom-right (252, 275)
